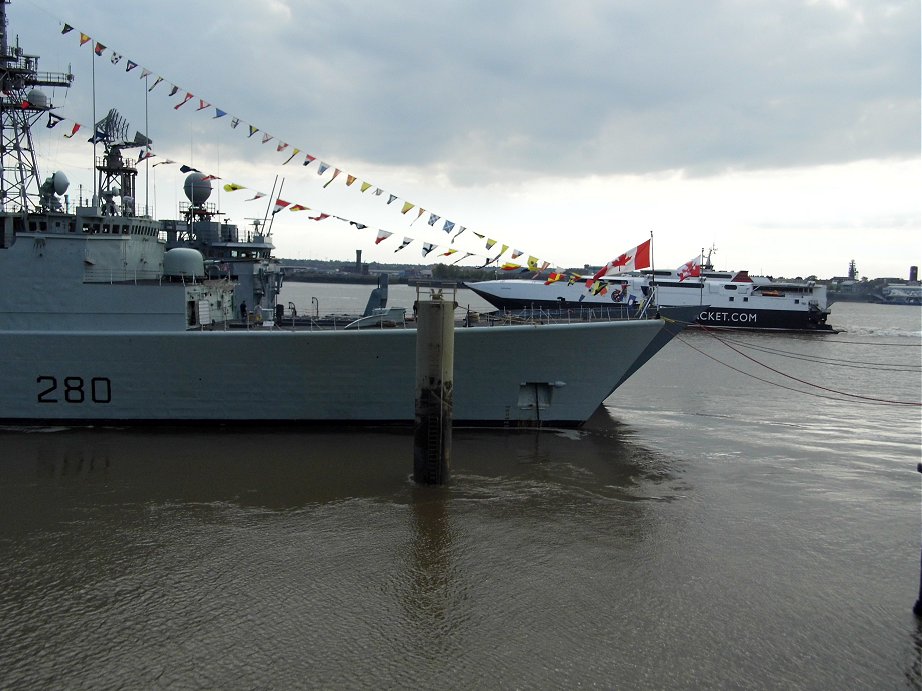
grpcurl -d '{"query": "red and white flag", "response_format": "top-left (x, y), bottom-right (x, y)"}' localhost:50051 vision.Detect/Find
top-left (272, 198), bottom-right (291, 214)
top-left (589, 239), bottom-right (652, 283)
top-left (677, 254), bottom-right (702, 281)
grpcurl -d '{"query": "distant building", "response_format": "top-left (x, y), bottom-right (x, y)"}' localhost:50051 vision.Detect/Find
top-left (829, 277), bottom-right (859, 294)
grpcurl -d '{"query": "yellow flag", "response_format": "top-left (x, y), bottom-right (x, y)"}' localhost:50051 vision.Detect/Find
top-left (401, 202), bottom-right (414, 214)
top-left (223, 183), bottom-right (245, 192)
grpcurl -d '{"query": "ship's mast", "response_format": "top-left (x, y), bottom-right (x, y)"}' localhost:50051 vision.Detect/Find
top-left (92, 108), bottom-right (150, 216)
top-left (0, 0), bottom-right (73, 212)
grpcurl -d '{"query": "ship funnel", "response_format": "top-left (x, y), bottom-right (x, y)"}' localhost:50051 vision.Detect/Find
top-left (52, 171), bottom-right (69, 195)
top-left (183, 172), bottom-right (212, 206)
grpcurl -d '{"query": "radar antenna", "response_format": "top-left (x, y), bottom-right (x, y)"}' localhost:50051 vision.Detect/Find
top-left (703, 244), bottom-right (717, 270)
top-left (93, 109), bottom-right (151, 216)
top-left (0, 0), bottom-right (74, 212)
top-left (94, 108), bottom-right (130, 144)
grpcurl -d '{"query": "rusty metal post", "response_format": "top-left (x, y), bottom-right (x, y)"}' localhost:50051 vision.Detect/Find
top-left (413, 287), bottom-right (455, 485)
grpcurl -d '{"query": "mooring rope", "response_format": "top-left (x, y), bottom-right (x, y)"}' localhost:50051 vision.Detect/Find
top-left (707, 337), bottom-right (921, 372)
top-left (662, 320), bottom-right (922, 407)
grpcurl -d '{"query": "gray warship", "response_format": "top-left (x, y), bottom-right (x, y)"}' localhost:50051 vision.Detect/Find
top-left (0, 2), bottom-right (687, 426)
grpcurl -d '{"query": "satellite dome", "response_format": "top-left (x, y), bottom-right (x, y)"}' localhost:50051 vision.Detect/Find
top-left (163, 247), bottom-right (205, 277)
top-left (183, 172), bottom-right (212, 206)
top-left (51, 170), bottom-right (70, 197)
top-left (52, 171), bottom-right (69, 195)
top-left (26, 89), bottom-right (49, 109)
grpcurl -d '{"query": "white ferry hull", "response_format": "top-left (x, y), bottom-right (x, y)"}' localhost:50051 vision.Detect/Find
top-left (0, 320), bottom-right (666, 426)
top-left (468, 277), bottom-right (834, 332)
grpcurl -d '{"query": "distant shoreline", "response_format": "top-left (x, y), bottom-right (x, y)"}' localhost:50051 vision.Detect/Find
top-left (283, 272), bottom-right (463, 288)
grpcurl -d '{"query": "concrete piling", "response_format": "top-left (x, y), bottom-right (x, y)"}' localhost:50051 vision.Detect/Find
top-left (413, 287), bottom-right (456, 485)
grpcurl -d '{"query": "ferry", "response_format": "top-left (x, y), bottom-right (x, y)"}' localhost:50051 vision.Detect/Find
top-left (468, 268), bottom-right (834, 332)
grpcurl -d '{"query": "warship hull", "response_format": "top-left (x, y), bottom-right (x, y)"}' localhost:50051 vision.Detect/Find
top-left (0, 319), bottom-right (666, 426)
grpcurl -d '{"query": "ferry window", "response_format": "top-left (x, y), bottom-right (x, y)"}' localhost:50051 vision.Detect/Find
top-left (724, 285), bottom-right (738, 290)
top-left (729, 296), bottom-right (734, 302)
top-left (39, 221), bottom-right (47, 231)
top-left (794, 299), bottom-right (800, 304)
top-left (743, 297), bottom-right (748, 302)
top-left (29, 221), bottom-right (37, 231)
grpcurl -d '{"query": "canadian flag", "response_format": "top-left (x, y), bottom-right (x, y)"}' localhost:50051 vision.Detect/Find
top-left (589, 239), bottom-right (652, 283)
top-left (677, 255), bottom-right (702, 281)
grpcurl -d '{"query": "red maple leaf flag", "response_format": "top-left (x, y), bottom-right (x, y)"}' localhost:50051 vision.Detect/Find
top-left (589, 239), bottom-right (652, 283)
top-left (677, 254), bottom-right (702, 281)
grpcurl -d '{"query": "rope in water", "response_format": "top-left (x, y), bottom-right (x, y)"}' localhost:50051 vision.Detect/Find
top-left (661, 318), bottom-right (922, 407)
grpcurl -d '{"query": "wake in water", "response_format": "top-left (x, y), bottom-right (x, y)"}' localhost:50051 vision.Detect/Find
top-left (835, 325), bottom-right (922, 339)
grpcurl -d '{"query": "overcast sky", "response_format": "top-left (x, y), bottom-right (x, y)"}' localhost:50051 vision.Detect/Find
top-left (13, 0), bottom-right (921, 278)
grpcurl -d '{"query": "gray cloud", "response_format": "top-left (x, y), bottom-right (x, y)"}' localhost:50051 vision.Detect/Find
top-left (18, 0), bottom-right (920, 185)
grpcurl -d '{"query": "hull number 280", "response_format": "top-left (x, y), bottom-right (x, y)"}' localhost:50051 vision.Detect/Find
top-left (36, 376), bottom-right (112, 404)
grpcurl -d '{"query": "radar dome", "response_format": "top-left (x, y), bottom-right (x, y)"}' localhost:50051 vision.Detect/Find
top-left (163, 248), bottom-right (205, 278)
top-left (183, 172), bottom-right (212, 206)
top-left (52, 171), bottom-right (69, 195)
top-left (26, 89), bottom-right (49, 109)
